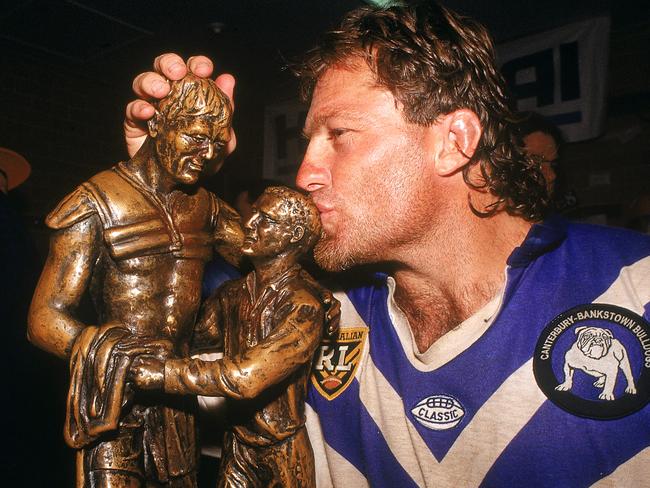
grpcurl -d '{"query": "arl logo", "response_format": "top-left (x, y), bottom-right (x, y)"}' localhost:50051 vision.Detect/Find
top-left (311, 327), bottom-right (367, 400)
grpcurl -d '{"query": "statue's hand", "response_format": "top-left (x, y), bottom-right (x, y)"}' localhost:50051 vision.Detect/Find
top-left (322, 290), bottom-right (341, 337)
top-left (129, 356), bottom-right (165, 390)
top-left (124, 53), bottom-right (237, 158)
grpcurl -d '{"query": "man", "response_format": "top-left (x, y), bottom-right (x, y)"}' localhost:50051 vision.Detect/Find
top-left (131, 186), bottom-right (325, 488)
top-left (28, 73), bottom-right (243, 487)
top-left (515, 111), bottom-right (577, 211)
top-left (125, 3), bottom-right (650, 487)
top-left (515, 112), bottom-right (563, 194)
top-left (202, 177), bottom-right (280, 299)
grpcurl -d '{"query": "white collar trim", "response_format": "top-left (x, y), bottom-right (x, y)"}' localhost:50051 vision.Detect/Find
top-left (385, 275), bottom-right (504, 372)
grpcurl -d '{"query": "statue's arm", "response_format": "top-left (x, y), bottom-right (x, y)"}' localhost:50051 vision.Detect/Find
top-left (190, 292), bottom-right (224, 353)
top-left (213, 198), bottom-right (244, 267)
top-left (165, 289), bottom-right (324, 398)
top-left (27, 216), bottom-right (102, 359)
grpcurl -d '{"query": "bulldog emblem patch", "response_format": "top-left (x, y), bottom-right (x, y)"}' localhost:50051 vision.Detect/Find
top-left (311, 327), bottom-right (367, 401)
top-left (534, 303), bottom-right (650, 419)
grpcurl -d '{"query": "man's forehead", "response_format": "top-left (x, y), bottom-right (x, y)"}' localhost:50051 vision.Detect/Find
top-left (256, 194), bottom-right (289, 217)
top-left (313, 60), bottom-right (377, 94)
top-left (305, 62), bottom-right (396, 130)
top-left (169, 116), bottom-right (230, 138)
top-left (174, 115), bottom-right (226, 126)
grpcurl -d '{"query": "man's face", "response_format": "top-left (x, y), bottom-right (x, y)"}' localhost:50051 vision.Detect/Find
top-left (242, 193), bottom-right (297, 259)
top-left (154, 116), bottom-right (230, 186)
top-left (296, 60), bottom-right (437, 271)
top-left (523, 131), bottom-right (558, 193)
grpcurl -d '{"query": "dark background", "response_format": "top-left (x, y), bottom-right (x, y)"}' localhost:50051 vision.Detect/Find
top-left (1, 0), bottom-right (648, 485)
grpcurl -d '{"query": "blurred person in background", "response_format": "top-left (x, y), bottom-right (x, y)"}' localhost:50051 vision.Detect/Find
top-left (515, 111), bottom-right (577, 212)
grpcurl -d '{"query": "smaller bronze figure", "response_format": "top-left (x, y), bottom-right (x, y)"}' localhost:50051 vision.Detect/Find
top-left (131, 186), bottom-right (329, 488)
top-left (28, 73), bottom-right (242, 487)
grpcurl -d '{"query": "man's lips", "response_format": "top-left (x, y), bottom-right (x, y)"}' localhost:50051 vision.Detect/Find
top-left (243, 232), bottom-right (257, 244)
top-left (313, 200), bottom-right (335, 215)
top-left (184, 156), bottom-right (204, 172)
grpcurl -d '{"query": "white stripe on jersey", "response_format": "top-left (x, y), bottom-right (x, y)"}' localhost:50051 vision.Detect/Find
top-left (443, 359), bottom-right (546, 487)
top-left (590, 447), bottom-right (650, 487)
top-left (595, 256), bottom-right (650, 314)
top-left (359, 354), bottom-right (429, 487)
top-left (333, 290), bottom-right (371, 330)
top-left (360, 356), bottom-right (545, 487)
top-left (305, 403), bottom-right (369, 488)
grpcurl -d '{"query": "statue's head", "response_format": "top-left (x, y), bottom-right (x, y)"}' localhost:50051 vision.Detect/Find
top-left (242, 186), bottom-right (322, 260)
top-left (148, 73), bottom-right (233, 185)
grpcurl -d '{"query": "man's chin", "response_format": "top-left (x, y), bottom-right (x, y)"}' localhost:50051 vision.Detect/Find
top-left (313, 237), bottom-right (357, 272)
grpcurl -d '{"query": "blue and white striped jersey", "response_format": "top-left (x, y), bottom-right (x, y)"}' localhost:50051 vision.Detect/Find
top-left (306, 217), bottom-right (650, 487)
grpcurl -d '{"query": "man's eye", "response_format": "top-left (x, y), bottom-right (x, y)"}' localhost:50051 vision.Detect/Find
top-left (330, 128), bottom-right (348, 139)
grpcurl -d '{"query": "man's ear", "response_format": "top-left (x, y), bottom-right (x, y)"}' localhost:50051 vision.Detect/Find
top-left (290, 225), bottom-right (305, 243)
top-left (434, 110), bottom-right (482, 176)
top-left (147, 111), bottom-right (162, 138)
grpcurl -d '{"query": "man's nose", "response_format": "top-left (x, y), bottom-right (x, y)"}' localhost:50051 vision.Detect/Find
top-left (202, 141), bottom-right (215, 160)
top-left (244, 212), bottom-right (258, 231)
top-left (296, 143), bottom-right (331, 192)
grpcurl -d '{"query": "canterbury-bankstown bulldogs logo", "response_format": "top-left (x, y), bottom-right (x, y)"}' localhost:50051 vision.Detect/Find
top-left (555, 326), bottom-right (636, 401)
top-left (411, 394), bottom-right (465, 431)
top-left (534, 303), bottom-right (650, 419)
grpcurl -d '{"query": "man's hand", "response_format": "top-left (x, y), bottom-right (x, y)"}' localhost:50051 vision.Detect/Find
top-left (124, 53), bottom-right (237, 158)
top-left (129, 356), bottom-right (165, 390)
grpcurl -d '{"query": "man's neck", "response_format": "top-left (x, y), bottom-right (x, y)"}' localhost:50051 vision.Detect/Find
top-left (124, 138), bottom-right (175, 195)
top-left (390, 210), bottom-right (532, 353)
top-left (251, 254), bottom-right (300, 295)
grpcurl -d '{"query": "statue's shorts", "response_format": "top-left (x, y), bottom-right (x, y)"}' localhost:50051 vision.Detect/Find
top-left (218, 427), bottom-right (315, 488)
top-left (81, 401), bottom-right (197, 487)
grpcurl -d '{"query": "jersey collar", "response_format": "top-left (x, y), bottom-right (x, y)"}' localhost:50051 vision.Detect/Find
top-left (507, 214), bottom-right (567, 268)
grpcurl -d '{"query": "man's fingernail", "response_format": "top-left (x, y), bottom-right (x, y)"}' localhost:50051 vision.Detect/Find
top-left (152, 80), bottom-right (167, 94)
top-left (195, 62), bottom-right (210, 72)
top-left (169, 62), bottom-right (184, 75)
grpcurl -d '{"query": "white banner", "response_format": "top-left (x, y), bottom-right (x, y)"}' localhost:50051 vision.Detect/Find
top-left (497, 17), bottom-right (611, 142)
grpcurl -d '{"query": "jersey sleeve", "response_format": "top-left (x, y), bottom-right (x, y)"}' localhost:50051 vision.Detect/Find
top-left (212, 195), bottom-right (244, 266)
top-left (45, 184), bottom-right (98, 230)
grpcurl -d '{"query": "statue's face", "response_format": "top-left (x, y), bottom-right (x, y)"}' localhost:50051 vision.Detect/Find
top-left (155, 115), bottom-right (230, 185)
top-left (242, 193), bottom-right (301, 258)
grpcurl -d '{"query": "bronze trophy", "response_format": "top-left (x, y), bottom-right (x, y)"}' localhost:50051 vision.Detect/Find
top-left (132, 186), bottom-right (329, 487)
top-left (29, 72), bottom-right (337, 487)
top-left (28, 73), bottom-right (243, 487)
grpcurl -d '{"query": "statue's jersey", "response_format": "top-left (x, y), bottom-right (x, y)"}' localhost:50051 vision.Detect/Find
top-left (45, 162), bottom-right (241, 345)
top-left (306, 217), bottom-right (650, 487)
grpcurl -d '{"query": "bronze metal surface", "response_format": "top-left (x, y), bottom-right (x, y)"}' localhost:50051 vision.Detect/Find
top-left (28, 73), bottom-right (242, 487)
top-left (131, 186), bottom-right (334, 488)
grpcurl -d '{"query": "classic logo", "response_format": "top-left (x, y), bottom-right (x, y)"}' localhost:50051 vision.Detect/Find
top-left (411, 394), bottom-right (465, 431)
top-left (311, 327), bottom-right (367, 400)
top-left (533, 303), bottom-right (650, 419)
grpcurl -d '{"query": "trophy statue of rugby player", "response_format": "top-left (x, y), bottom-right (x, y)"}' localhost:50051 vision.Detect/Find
top-left (28, 73), bottom-right (243, 487)
top-left (130, 186), bottom-right (329, 488)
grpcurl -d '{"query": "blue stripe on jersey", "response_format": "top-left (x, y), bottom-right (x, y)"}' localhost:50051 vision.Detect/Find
top-left (481, 402), bottom-right (650, 487)
top-left (307, 380), bottom-right (419, 487)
